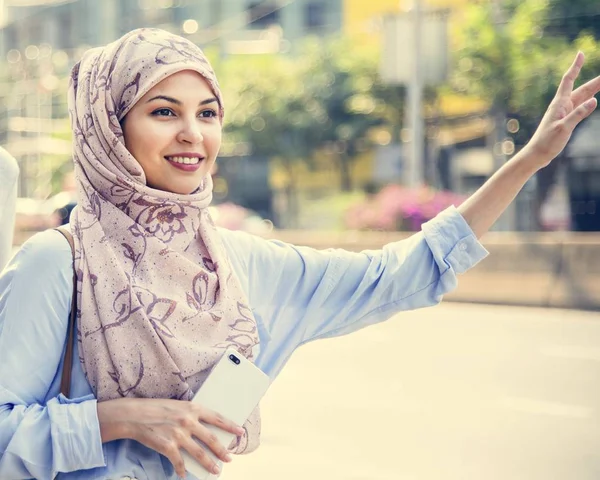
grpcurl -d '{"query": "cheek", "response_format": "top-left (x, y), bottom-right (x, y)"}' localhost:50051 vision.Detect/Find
top-left (126, 122), bottom-right (169, 159)
top-left (205, 126), bottom-right (222, 152)
top-left (123, 117), bottom-right (146, 156)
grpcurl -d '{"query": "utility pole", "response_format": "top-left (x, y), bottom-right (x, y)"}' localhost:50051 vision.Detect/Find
top-left (490, 0), bottom-right (516, 231)
top-left (404, 0), bottom-right (424, 188)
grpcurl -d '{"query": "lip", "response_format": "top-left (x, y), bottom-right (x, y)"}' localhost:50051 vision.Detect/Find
top-left (166, 153), bottom-right (205, 159)
top-left (164, 154), bottom-right (205, 173)
top-left (167, 161), bottom-right (202, 172)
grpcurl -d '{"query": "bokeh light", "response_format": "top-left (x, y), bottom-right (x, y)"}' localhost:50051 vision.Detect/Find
top-left (7, 49), bottom-right (21, 63)
top-left (250, 117), bottom-right (266, 132)
top-left (51, 50), bottom-right (69, 68)
top-left (507, 118), bottom-right (520, 133)
top-left (502, 139), bottom-right (515, 156)
top-left (182, 19), bottom-right (198, 35)
top-left (24, 45), bottom-right (39, 60)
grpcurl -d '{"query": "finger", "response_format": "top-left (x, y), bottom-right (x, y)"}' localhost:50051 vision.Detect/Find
top-left (563, 97), bottom-right (597, 130)
top-left (196, 406), bottom-right (245, 436)
top-left (556, 51), bottom-right (584, 98)
top-left (181, 436), bottom-right (222, 476)
top-left (191, 421), bottom-right (232, 462)
top-left (159, 440), bottom-right (187, 478)
top-left (572, 74), bottom-right (600, 107)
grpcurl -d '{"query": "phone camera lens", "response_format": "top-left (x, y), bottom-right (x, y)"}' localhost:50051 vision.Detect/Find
top-left (229, 354), bottom-right (241, 365)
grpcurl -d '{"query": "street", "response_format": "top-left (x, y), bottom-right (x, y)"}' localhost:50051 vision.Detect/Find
top-left (221, 302), bottom-right (600, 480)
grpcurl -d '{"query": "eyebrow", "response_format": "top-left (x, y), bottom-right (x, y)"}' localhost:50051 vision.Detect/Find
top-left (146, 95), bottom-right (219, 107)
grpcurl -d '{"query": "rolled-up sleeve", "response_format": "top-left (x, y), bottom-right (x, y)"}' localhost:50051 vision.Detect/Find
top-left (305, 205), bottom-right (488, 340)
top-left (421, 205), bottom-right (488, 276)
top-left (222, 206), bottom-right (488, 378)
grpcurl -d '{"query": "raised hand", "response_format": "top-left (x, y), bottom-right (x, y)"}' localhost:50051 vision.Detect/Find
top-left (526, 52), bottom-right (600, 167)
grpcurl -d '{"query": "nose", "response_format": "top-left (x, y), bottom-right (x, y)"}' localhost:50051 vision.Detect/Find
top-left (176, 118), bottom-right (203, 144)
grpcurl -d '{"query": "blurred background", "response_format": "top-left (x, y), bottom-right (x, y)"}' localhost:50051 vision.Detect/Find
top-left (3, 0), bottom-right (600, 238)
top-left (1, 2), bottom-right (600, 479)
top-left (3, 0), bottom-right (600, 307)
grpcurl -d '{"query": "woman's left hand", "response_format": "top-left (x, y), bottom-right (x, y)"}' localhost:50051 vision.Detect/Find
top-left (525, 51), bottom-right (600, 169)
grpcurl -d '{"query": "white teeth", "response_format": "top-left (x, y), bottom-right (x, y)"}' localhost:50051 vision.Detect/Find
top-left (167, 156), bottom-right (201, 165)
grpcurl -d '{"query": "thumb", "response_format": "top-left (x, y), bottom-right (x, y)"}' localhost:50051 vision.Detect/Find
top-left (564, 97), bottom-right (597, 130)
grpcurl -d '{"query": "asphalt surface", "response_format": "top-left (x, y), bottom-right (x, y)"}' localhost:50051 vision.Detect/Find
top-left (221, 302), bottom-right (600, 480)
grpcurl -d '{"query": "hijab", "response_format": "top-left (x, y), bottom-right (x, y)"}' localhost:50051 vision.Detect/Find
top-left (68, 28), bottom-right (261, 453)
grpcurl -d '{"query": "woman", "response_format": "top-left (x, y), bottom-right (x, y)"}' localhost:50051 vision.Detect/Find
top-left (0, 28), bottom-right (598, 480)
top-left (0, 146), bottom-right (19, 271)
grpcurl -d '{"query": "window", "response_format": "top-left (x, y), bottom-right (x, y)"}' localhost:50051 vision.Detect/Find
top-left (305, 2), bottom-right (326, 31)
top-left (248, 2), bottom-right (280, 28)
top-left (57, 10), bottom-right (73, 50)
top-left (4, 25), bottom-right (18, 53)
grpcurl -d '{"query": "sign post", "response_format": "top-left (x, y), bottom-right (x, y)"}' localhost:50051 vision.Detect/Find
top-left (381, 5), bottom-right (449, 188)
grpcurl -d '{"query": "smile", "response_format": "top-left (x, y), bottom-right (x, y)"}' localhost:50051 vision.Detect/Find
top-left (164, 156), bottom-right (204, 172)
top-left (165, 156), bottom-right (202, 165)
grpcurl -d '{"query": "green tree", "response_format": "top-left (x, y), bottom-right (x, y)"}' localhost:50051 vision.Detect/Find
top-left (450, 0), bottom-right (600, 228)
top-left (218, 37), bottom-right (406, 225)
top-left (219, 37), bottom-right (405, 191)
top-left (506, 0), bottom-right (600, 40)
top-left (298, 37), bottom-right (405, 191)
top-left (218, 52), bottom-right (318, 226)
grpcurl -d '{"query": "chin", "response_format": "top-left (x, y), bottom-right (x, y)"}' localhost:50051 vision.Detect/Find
top-left (148, 181), bottom-right (202, 195)
top-left (149, 165), bottom-right (213, 195)
top-left (170, 185), bottom-right (202, 195)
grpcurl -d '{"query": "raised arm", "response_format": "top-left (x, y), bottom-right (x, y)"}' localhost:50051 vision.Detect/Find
top-left (458, 52), bottom-right (600, 238)
top-left (221, 210), bottom-right (488, 379)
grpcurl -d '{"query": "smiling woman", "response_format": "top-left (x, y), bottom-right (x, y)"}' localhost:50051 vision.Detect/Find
top-left (122, 71), bottom-right (222, 195)
top-left (0, 26), bottom-right (599, 480)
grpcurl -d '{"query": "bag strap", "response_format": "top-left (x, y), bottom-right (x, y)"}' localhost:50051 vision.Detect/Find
top-left (54, 226), bottom-right (76, 398)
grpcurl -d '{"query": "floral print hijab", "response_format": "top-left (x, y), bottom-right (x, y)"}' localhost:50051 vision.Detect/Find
top-left (68, 28), bottom-right (261, 453)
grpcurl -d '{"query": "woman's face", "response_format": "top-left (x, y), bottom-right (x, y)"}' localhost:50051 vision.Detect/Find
top-left (122, 70), bottom-right (222, 195)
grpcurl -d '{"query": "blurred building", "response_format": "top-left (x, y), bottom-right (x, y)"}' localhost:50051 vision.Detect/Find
top-left (0, 0), bottom-right (345, 222)
top-left (0, 0), bottom-right (490, 223)
top-left (0, 0), bottom-right (343, 59)
top-left (344, 0), bottom-right (494, 196)
top-left (565, 112), bottom-right (600, 232)
top-left (343, 0), bottom-right (472, 42)
top-left (4, 0), bottom-right (592, 231)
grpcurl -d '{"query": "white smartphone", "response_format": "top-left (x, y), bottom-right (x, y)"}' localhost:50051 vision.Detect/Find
top-left (182, 347), bottom-right (271, 479)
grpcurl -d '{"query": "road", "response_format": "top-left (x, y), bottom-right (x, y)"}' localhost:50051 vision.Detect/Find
top-left (221, 302), bottom-right (600, 480)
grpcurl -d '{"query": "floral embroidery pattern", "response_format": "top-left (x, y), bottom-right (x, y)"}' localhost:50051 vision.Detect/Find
top-left (68, 28), bottom-right (261, 453)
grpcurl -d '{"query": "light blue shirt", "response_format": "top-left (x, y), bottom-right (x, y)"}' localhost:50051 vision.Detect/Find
top-left (0, 206), bottom-right (488, 480)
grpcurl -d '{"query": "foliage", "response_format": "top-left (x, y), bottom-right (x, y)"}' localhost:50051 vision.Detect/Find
top-left (218, 52), bottom-right (310, 160)
top-left (451, 0), bottom-right (600, 143)
top-left (218, 36), bottom-right (405, 191)
top-left (506, 0), bottom-right (600, 41)
top-left (448, 0), bottom-right (600, 229)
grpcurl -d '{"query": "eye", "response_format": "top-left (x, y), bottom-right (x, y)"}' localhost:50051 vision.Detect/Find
top-left (151, 108), bottom-right (175, 117)
top-left (199, 109), bottom-right (218, 118)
